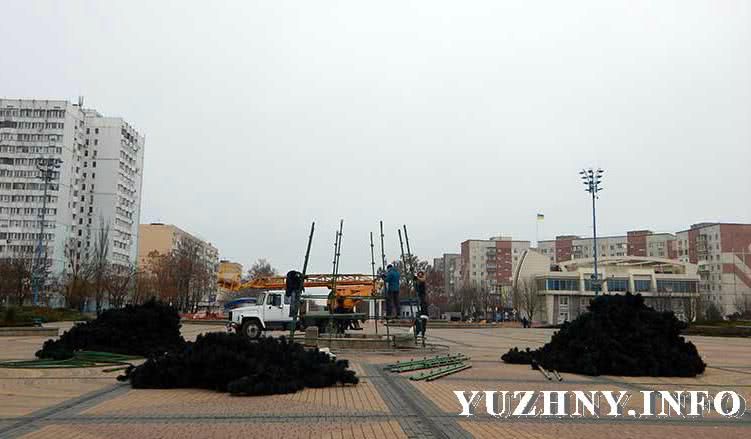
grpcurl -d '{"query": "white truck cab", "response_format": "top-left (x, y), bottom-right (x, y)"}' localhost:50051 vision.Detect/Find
top-left (227, 291), bottom-right (294, 339)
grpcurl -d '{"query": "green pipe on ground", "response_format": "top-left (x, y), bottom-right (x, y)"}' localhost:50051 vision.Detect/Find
top-left (0, 351), bottom-right (142, 369)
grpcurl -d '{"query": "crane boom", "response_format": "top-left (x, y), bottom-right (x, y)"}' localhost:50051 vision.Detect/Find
top-left (219, 273), bottom-right (376, 291)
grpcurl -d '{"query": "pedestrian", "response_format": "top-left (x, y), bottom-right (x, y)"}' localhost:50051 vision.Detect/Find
top-left (414, 271), bottom-right (428, 317)
top-left (382, 264), bottom-right (401, 319)
top-left (413, 271), bottom-right (429, 337)
top-left (522, 316), bottom-right (529, 328)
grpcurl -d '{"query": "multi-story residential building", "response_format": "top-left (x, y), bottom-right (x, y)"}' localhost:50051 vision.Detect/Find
top-left (460, 236), bottom-right (530, 293)
top-left (537, 230), bottom-right (677, 264)
top-left (439, 253), bottom-right (461, 297)
top-left (0, 98), bottom-right (144, 283)
top-left (137, 223), bottom-right (219, 298)
top-left (514, 250), bottom-right (700, 324)
top-left (675, 223), bottom-right (751, 315)
top-left (80, 109), bottom-right (144, 266)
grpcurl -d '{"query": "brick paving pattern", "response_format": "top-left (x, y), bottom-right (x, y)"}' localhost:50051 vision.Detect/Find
top-left (0, 322), bottom-right (749, 438)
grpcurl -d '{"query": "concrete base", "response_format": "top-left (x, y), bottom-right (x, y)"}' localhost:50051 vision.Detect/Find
top-left (386, 320), bottom-right (506, 329)
top-left (305, 332), bottom-right (416, 350)
top-left (0, 327), bottom-right (59, 337)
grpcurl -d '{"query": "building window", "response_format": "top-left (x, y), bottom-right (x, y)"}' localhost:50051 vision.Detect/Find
top-left (656, 280), bottom-right (697, 293)
top-left (545, 278), bottom-right (579, 291)
top-left (634, 279), bottom-right (651, 292)
top-left (606, 278), bottom-right (629, 292)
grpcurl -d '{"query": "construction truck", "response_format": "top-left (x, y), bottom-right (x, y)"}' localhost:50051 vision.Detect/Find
top-left (220, 274), bottom-right (379, 339)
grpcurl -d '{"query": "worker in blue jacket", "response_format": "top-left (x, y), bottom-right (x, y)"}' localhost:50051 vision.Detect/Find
top-left (383, 264), bottom-right (401, 319)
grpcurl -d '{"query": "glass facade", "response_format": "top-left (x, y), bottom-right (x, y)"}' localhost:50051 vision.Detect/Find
top-left (634, 279), bottom-right (651, 292)
top-left (656, 280), bottom-right (697, 293)
top-left (606, 278), bottom-right (629, 292)
top-left (545, 278), bottom-right (579, 291)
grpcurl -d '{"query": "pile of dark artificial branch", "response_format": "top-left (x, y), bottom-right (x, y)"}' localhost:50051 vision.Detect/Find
top-left (502, 293), bottom-right (706, 377)
top-left (118, 332), bottom-right (359, 395)
top-left (36, 299), bottom-right (184, 360)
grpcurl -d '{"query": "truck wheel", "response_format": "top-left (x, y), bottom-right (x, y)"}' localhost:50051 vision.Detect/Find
top-left (241, 319), bottom-right (262, 340)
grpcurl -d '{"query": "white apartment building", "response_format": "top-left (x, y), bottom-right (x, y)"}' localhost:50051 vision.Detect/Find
top-left (0, 98), bottom-right (145, 283)
top-left (537, 230), bottom-right (677, 264)
top-left (460, 236), bottom-right (530, 294)
top-left (675, 223), bottom-right (751, 316)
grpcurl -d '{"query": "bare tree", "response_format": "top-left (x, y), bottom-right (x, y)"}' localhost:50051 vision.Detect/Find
top-left (105, 262), bottom-right (137, 309)
top-left (248, 258), bottom-right (277, 279)
top-left (457, 285), bottom-right (479, 319)
top-left (653, 287), bottom-right (674, 313)
top-left (704, 300), bottom-right (724, 321)
top-left (189, 263), bottom-right (214, 311)
top-left (172, 236), bottom-right (201, 312)
top-left (515, 279), bottom-right (542, 322)
top-left (733, 294), bottom-right (751, 319)
top-left (131, 269), bottom-right (154, 305)
top-left (147, 250), bottom-right (177, 303)
top-left (478, 286), bottom-right (493, 321)
top-left (87, 216), bottom-right (111, 316)
top-left (62, 237), bottom-right (90, 310)
top-left (0, 255), bottom-right (33, 306)
top-left (682, 295), bottom-right (699, 324)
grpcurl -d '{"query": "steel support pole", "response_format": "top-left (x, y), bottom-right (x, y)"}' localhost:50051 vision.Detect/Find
top-left (592, 190), bottom-right (599, 295)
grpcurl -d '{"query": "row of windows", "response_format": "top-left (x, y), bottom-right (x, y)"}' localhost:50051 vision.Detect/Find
top-left (119, 150), bottom-right (137, 166)
top-left (0, 145), bottom-right (63, 154)
top-left (0, 182), bottom-right (59, 191)
top-left (0, 127), bottom-right (64, 139)
top-left (113, 240), bottom-right (129, 250)
top-left (0, 109), bottom-right (65, 118)
top-left (0, 169), bottom-right (60, 179)
top-left (0, 219), bottom-right (55, 228)
top-left (115, 206), bottom-right (134, 219)
top-left (542, 277), bottom-right (697, 294)
top-left (0, 194), bottom-right (57, 203)
top-left (0, 157), bottom-right (64, 168)
top-left (606, 278), bottom-right (629, 292)
top-left (0, 121), bottom-right (62, 130)
top-left (115, 218), bottom-right (131, 229)
top-left (543, 278), bottom-right (580, 291)
top-left (119, 161), bottom-right (137, 177)
top-left (0, 207), bottom-right (56, 215)
top-left (0, 245), bottom-right (46, 254)
top-left (0, 232), bottom-right (54, 241)
top-left (656, 280), bottom-right (697, 293)
top-left (117, 183), bottom-right (136, 198)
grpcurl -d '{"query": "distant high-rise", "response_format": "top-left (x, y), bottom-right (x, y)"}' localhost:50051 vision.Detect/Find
top-left (676, 223), bottom-right (751, 316)
top-left (460, 236), bottom-right (530, 293)
top-left (0, 98), bottom-right (145, 280)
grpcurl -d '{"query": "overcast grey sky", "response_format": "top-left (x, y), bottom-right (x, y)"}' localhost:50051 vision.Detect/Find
top-left (2, 1), bottom-right (749, 274)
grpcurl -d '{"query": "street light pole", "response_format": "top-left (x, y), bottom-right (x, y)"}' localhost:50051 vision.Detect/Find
top-left (580, 168), bottom-right (604, 295)
top-left (32, 157), bottom-right (62, 306)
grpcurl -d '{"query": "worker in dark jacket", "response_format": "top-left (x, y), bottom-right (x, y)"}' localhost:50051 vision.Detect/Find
top-left (383, 264), bottom-right (400, 318)
top-left (414, 271), bottom-right (428, 317)
top-left (414, 271), bottom-right (429, 338)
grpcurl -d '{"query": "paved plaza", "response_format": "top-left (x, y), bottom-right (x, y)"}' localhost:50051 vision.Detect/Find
top-left (1, 322), bottom-right (750, 438)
